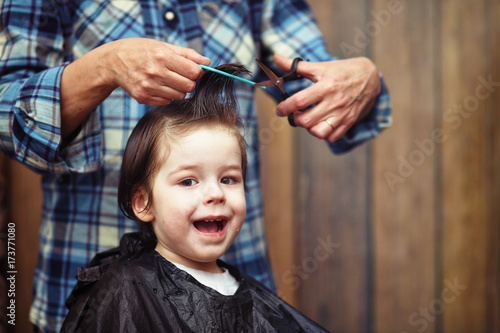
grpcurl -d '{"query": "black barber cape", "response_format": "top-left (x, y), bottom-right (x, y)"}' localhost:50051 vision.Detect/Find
top-left (61, 233), bottom-right (329, 332)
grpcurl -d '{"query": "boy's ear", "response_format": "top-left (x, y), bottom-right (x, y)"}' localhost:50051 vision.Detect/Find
top-left (131, 187), bottom-right (154, 222)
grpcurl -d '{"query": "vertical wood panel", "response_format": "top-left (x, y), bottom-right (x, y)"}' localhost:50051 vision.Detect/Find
top-left (296, 1), bottom-right (372, 331)
top-left (441, 0), bottom-right (489, 332)
top-left (0, 153), bottom-right (14, 333)
top-left (8, 161), bottom-right (43, 333)
top-left (257, 89), bottom-right (297, 306)
top-left (486, 1), bottom-right (500, 330)
top-left (372, 1), bottom-right (438, 332)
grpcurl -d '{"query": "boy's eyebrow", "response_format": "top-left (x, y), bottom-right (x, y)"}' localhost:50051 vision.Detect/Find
top-left (222, 164), bottom-right (243, 172)
top-left (168, 164), bottom-right (199, 177)
top-left (168, 163), bottom-right (242, 176)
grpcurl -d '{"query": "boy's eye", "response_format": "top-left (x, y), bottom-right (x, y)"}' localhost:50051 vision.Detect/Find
top-left (221, 177), bottom-right (237, 185)
top-left (180, 179), bottom-right (197, 187)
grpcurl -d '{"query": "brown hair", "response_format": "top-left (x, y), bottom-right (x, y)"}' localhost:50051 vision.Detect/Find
top-left (118, 64), bottom-right (249, 247)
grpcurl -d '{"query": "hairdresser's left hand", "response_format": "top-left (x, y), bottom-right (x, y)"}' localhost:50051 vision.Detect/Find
top-left (273, 54), bottom-right (381, 143)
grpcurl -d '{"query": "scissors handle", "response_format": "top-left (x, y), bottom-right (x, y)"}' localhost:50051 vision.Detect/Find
top-left (283, 57), bottom-right (303, 82)
top-left (279, 91), bottom-right (296, 126)
top-left (273, 89), bottom-right (295, 126)
top-left (283, 58), bottom-right (303, 127)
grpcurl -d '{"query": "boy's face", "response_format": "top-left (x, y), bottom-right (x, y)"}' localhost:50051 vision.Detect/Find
top-left (145, 125), bottom-right (246, 272)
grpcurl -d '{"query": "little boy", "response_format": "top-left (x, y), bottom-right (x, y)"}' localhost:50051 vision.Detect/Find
top-left (61, 64), bottom-right (328, 332)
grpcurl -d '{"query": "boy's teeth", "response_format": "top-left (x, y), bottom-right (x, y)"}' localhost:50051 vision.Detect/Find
top-left (194, 219), bottom-right (225, 233)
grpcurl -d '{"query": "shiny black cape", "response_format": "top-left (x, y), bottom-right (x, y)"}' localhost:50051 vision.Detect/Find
top-left (61, 233), bottom-right (329, 332)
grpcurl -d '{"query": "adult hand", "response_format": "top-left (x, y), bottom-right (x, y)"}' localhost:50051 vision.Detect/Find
top-left (105, 38), bottom-right (211, 106)
top-left (61, 38), bottom-right (210, 137)
top-left (274, 54), bottom-right (381, 143)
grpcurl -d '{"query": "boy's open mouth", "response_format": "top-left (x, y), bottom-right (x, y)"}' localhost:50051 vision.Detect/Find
top-left (193, 219), bottom-right (227, 233)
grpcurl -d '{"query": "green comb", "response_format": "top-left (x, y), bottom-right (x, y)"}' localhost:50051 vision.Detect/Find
top-left (199, 64), bottom-right (266, 89)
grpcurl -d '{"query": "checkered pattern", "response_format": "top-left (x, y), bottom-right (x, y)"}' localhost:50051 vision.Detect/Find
top-left (0, 0), bottom-right (391, 331)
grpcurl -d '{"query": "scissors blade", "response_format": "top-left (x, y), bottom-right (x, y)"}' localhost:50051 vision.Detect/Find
top-left (253, 80), bottom-right (277, 87)
top-left (199, 64), bottom-right (266, 89)
top-left (254, 58), bottom-right (286, 95)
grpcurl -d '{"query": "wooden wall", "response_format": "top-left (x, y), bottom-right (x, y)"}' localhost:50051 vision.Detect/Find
top-left (0, 156), bottom-right (42, 333)
top-left (1, 1), bottom-right (498, 332)
top-left (263, 0), bottom-right (500, 332)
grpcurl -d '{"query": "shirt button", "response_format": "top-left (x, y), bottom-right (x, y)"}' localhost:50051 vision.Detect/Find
top-left (164, 10), bottom-right (175, 21)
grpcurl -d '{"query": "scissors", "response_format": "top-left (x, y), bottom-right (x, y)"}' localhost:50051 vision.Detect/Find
top-left (253, 57), bottom-right (304, 127)
top-left (200, 57), bottom-right (305, 127)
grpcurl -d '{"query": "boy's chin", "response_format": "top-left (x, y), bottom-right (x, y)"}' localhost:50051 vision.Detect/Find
top-left (193, 245), bottom-right (233, 263)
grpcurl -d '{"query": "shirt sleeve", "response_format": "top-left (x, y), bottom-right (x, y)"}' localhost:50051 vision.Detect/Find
top-left (258, 0), bottom-right (392, 154)
top-left (0, 1), bottom-right (102, 174)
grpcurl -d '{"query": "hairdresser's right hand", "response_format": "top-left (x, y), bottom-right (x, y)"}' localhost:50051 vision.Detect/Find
top-left (105, 38), bottom-right (211, 106)
top-left (61, 38), bottom-right (210, 138)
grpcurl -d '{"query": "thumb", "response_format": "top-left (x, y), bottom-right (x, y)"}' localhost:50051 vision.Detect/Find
top-left (273, 54), bottom-right (295, 72)
top-left (273, 54), bottom-right (316, 81)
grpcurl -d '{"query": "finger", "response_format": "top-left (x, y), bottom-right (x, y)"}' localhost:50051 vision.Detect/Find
top-left (166, 45), bottom-right (210, 81)
top-left (129, 81), bottom-right (187, 105)
top-left (307, 117), bottom-right (337, 140)
top-left (152, 85), bottom-right (188, 101)
top-left (169, 44), bottom-right (211, 66)
top-left (275, 84), bottom-right (321, 117)
top-left (307, 118), bottom-right (346, 143)
top-left (163, 54), bottom-right (205, 81)
top-left (326, 123), bottom-right (348, 143)
top-left (291, 100), bottom-right (334, 129)
top-left (133, 94), bottom-right (173, 106)
top-left (157, 70), bottom-right (198, 93)
top-left (143, 96), bottom-right (173, 107)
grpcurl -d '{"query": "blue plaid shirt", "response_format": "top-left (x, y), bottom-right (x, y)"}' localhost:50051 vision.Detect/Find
top-left (0, 0), bottom-right (391, 331)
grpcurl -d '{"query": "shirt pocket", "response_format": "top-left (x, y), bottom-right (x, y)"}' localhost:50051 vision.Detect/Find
top-left (72, 0), bottom-right (145, 57)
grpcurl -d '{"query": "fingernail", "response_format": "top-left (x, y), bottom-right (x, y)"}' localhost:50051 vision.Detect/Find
top-left (275, 108), bottom-right (283, 116)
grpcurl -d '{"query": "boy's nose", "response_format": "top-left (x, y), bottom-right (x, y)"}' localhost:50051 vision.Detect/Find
top-left (203, 183), bottom-right (225, 205)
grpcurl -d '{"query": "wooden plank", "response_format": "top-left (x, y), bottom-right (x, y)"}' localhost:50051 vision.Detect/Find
top-left (441, 0), bottom-right (489, 332)
top-left (295, 1), bottom-right (371, 331)
top-left (0, 153), bottom-right (14, 333)
top-left (296, 136), bottom-right (370, 332)
top-left (486, 1), bottom-right (500, 330)
top-left (8, 161), bottom-right (43, 333)
top-left (256, 89), bottom-right (297, 306)
top-left (371, 1), bottom-right (438, 332)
